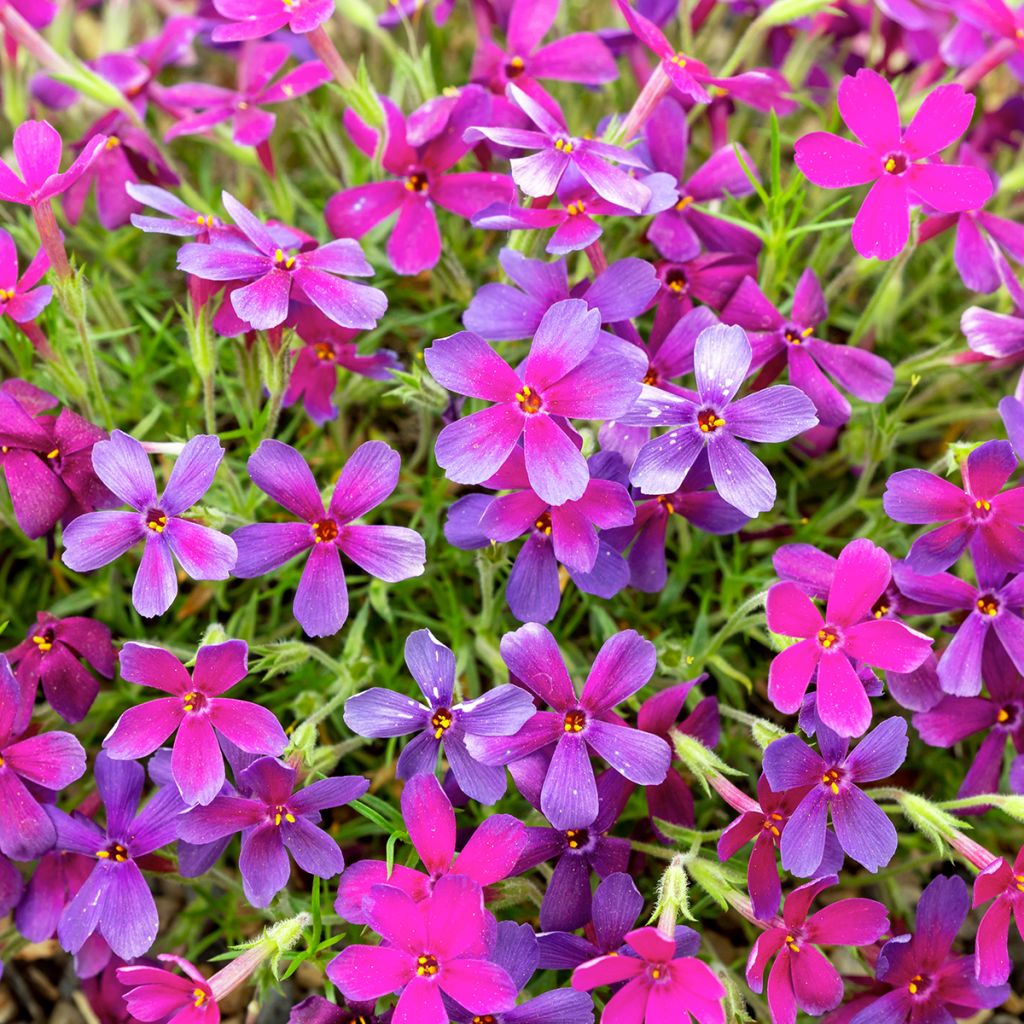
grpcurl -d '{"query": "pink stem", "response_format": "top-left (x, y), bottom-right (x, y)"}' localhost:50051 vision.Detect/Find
top-left (709, 771), bottom-right (760, 815)
top-left (0, 5), bottom-right (76, 77)
top-left (32, 201), bottom-right (72, 282)
top-left (948, 828), bottom-right (1000, 872)
top-left (620, 63), bottom-right (671, 142)
top-left (17, 319), bottom-right (54, 359)
top-left (953, 39), bottom-right (1018, 91)
top-left (306, 24), bottom-right (356, 91)
top-left (584, 240), bottom-right (608, 276)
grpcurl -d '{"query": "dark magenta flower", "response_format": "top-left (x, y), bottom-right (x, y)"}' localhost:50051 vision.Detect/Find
top-left (746, 875), bottom-right (889, 1024)
top-left (884, 439), bottom-right (1024, 577)
top-left (211, 0), bottom-right (334, 41)
top-left (117, 954), bottom-right (217, 1024)
top-left (325, 89), bottom-right (514, 276)
top-left (103, 640), bottom-right (287, 807)
top-left (0, 227), bottom-right (51, 323)
top-left (721, 270), bottom-right (894, 428)
top-left (177, 192), bottom-right (387, 332)
top-left (767, 538), bottom-right (932, 735)
top-left (61, 431), bottom-right (237, 618)
top-left (343, 629), bottom-right (536, 803)
top-left (0, 654), bottom-right (86, 860)
top-left (763, 717), bottom-right (908, 875)
top-left (426, 298), bottom-right (644, 505)
top-left (5, 611), bottom-right (114, 724)
top-left (849, 875), bottom-right (1009, 1024)
top-left (973, 843), bottom-right (1024, 986)
top-left (0, 120), bottom-right (106, 207)
top-left (795, 70), bottom-right (992, 260)
top-left (572, 924), bottom-right (726, 1024)
top-left (177, 756), bottom-right (367, 907)
top-left (327, 875), bottom-right (519, 1024)
top-left (49, 752), bottom-right (185, 959)
top-left (467, 624), bottom-right (671, 828)
top-left (620, 324), bottom-right (819, 517)
top-left (231, 440), bottom-right (426, 637)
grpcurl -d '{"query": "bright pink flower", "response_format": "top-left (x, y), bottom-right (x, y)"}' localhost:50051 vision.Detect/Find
top-left (117, 954), bottom-right (218, 1024)
top-left (973, 844), bottom-right (1024, 986)
top-left (0, 121), bottom-right (106, 207)
top-left (0, 228), bottom-right (50, 323)
top-left (795, 70), bottom-right (992, 260)
top-left (211, 0), bottom-right (335, 42)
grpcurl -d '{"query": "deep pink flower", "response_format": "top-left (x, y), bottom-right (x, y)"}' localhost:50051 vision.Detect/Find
top-left (973, 843), bottom-right (1024, 986)
top-left (795, 70), bottom-right (992, 260)
top-left (211, 0), bottom-right (335, 42)
top-left (117, 954), bottom-right (218, 1024)
top-left (0, 228), bottom-right (50, 323)
top-left (0, 120), bottom-right (106, 207)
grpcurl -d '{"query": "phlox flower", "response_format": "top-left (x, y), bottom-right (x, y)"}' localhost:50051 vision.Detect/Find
top-left (327, 875), bottom-right (519, 1024)
top-left (231, 440), bottom-right (426, 637)
top-left (343, 629), bottom-right (536, 803)
top-left (747, 875), bottom-right (889, 1024)
top-left (0, 227), bottom-right (51, 323)
top-left (126, 183), bottom-right (224, 237)
top-left (795, 69), bottom-right (992, 260)
top-left (211, 0), bottom-right (334, 42)
top-left (103, 640), bottom-right (287, 807)
top-left (178, 756), bottom-right (367, 907)
top-left (117, 955), bottom-right (218, 1024)
top-left (467, 624), bottom-right (672, 828)
top-left (767, 538), bottom-right (932, 735)
top-left (61, 431), bottom-right (237, 618)
top-left (973, 843), bottom-right (1024, 986)
top-left (0, 120), bottom-right (106, 208)
top-left (763, 717), bottom-right (908, 875)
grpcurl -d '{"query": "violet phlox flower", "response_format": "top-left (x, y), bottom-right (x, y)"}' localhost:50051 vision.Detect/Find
top-left (763, 717), bottom-right (908, 875)
top-left (462, 248), bottom-right (659, 342)
top-left (973, 843), bottom-right (1024, 986)
top-left (746, 875), bottom-right (889, 1024)
top-left (962, 262), bottom-right (1024, 360)
top-left (231, 439), bottom-right (426, 638)
top-left (61, 431), bottom-right (237, 619)
top-left (335, 773), bottom-right (526, 926)
top-left (766, 538), bottom-right (933, 736)
top-left (103, 640), bottom-right (288, 807)
top-left (884, 438), bottom-right (1024, 577)
top-left (177, 191), bottom-right (387, 332)
top-left (0, 120), bottom-right (106, 207)
top-left (5, 611), bottom-right (114, 724)
top-left (849, 875), bottom-right (1009, 1024)
top-left (343, 629), bottom-right (536, 803)
top-left (0, 654), bottom-right (86, 861)
top-left (426, 297), bottom-right (645, 505)
top-left (466, 624), bottom-right (672, 828)
top-left (117, 954), bottom-right (219, 1024)
top-left (126, 183), bottom-right (224, 238)
top-left (325, 88), bottom-right (514, 276)
top-left (620, 323), bottom-right (819, 517)
top-left (465, 83), bottom-right (652, 213)
top-left (48, 752), bottom-right (186, 959)
top-left (327, 874), bottom-right (519, 1024)
top-left (178, 756), bottom-right (368, 907)
top-left (794, 69), bottom-right (992, 260)
top-left (721, 269), bottom-right (894, 428)
top-left (210, 0), bottom-right (335, 42)
top-left (572, 923), bottom-right (726, 1024)
top-left (0, 227), bottom-right (51, 323)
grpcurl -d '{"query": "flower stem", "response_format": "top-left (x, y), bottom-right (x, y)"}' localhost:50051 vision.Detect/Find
top-left (16, 319), bottom-right (54, 359)
top-left (619, 63), bottom-right (671, 142)
top-left (953, 39), bottom-right (1017, 92)
top-left (307, 24), bottom-right (356, 91)
top-left (32, 201), bottom-right (72, 281)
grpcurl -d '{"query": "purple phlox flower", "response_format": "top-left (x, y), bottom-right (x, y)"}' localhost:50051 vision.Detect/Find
top-left (1001, 385), bottom-right (1024, 461)
top-left (289, 993), bottom-right (385, 1024)
top-left (211, 0), bottom-right (335, 41)
top-left (885, 438), bottom-right (1024, 578)
top-left (0, 120), bottom-right (106, 207)
top-left (464, 83), bottom-right (652, 213)
top-left (718, 774), bottom-right (843, 920)
top-left (767, 538), bottom-right (933, 735)
top-left (48, 752), bottom-right (185, 959)
top-left (335, 772), bottom-right (527, 924)
top-left (126, 183), bottom-right (225, 238)
top-left (0, 851), bottom-right (22, 917)
top-left (231, 439), bottom-right (426, 637)
top-left (14, 842), bottom-right (98, 948)
top-left (615, 0), bottom-right (794, 112)
top-left (470, 0), bottom-right (617, 102)
top-left (643, 95), bottom-right (762, 261)
top-left (103, 640), bottom-right (288, 807)
top-left (959, 0), bottom-right (1024, 58)
top-left (849, 874), bottom-right (1009, 1024)
top-left (0, 382), bottom-right (115, 539)
top-left (178, 755), bottom-right (367, 907)
top-left (162, 41), bottom-right (330, 163)
top-left (6, 611), bottom-right (114, 724)
top-left (600, 0), bottom-right (676, 52)
top-left (426, 297), bottom-right (644, 505)
top-left (763, 717), bottom-right (908, 875)
top-left (0, 654), bottom-right (86, 860)
top-left (61, 431), bottom-right (237, 619)
top-left (794, 69), bottom-right (992, 261)
top-left (893, 554), bottom-right (1024, 696)
top-left (721, 270), bottom-right (894, 428)
top-left (466, 624), bottom-right (672, 828)
top-left (325, 88), bottom-right (514, 276)
top-left (118, 954), bottom-right (219, 1024)
top-left (178, 191), bottom-right (387, 331)
top-left (0, 227), bottom-right (51, 322)
top-left (962, 259), bottom-right (1024, 359)
top-left (651, 253), bottom-right (757, 334)
top-left (746, 875), bottom-right (889, 1024)
top-left (343, 629), bottom-right (536, 803)
top-left (973, 843), bottom-right (1024, 986)
top-left (619, 323), bottom-right (819, 517)
top-left (572, 924), bottom-right (726, 1024)
top-left (463, 247), bottom-right (659, 341)
top-left (913, 641), bottom-right (1024, 800)
top-left (326, 875), bottom-right (519, 1024)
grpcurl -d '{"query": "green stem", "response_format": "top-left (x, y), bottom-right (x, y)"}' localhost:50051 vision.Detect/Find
top-left (699, 590), bottom-right (768, 663)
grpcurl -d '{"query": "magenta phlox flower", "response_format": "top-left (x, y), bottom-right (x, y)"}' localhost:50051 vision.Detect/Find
top-left (973, 843), bottom-right (1024, 986)
top-left (795, 69), bottom-right (993, 260)
top-left (210, 0), bottom-right (335, 42)
top-left (0, 227), bottom-right (51, 323)
top-left (117, 954), bottom-right (218, 1024)
top-left (0, 120), bottom-right (107, 207)
top-left (61, 431), bottom-right (237, 618)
